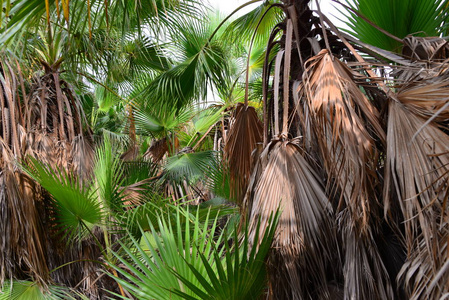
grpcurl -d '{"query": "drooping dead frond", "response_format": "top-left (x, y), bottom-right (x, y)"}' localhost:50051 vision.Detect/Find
top-left (0, 54), bottom-right (100, 296)
top-left (245, 139), bottom-right (337, 299)
top-left (120, 143), bottom-right (140, 161)
top-left (301, 49), bottom-right (384, 232)
top-left (299, 49), bottom-right (395, 299)
top-left (398, 226), bottom-right (449, 300)
top-left (25, 62), bottom-right (94, 177)
top-left (384, 99), bottom-right (449, 299)
top-left (27, 71), bottom-right (83, 142)
top-left (338, 209), bottom-right (395, 300)
top-left (71, 135), bottom-right (94, 180)
top-left (384, 100), bottom-right (449, 247)
top-left (0, 61), bottom-right (50, 287)
top-left (224, 103), bottom-right (262, 205)
top-left (0, 138), bottom-right (51, 287)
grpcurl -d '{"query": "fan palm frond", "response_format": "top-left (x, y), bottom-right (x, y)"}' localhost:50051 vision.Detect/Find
top-left (223, 0), bottom-right (284, 46)
top-left (397, 71), bottom-right (449, 124)
top-left (0, 280), bottom-right (75, 300)
top-left (172, 213), bottom-right (278, 300)
top-left (133, 102), bottom-right (193, 138)
top-left (301, 49), bottom-right (384, 232)
top-left (22, 157), bottom-right (103, 242)
top-left (138, 15), bottom-right (232, 111)
top-left (339, 0), bottom-right (446, 52)
top-left (108, 206), bottom-right (227, 299)
top-left (245, 139), bottom-right (337, 299)
top-left (224, 103), bottom-right (263, 204)
top-left (108, 204), bottom-right (276, 300)
top-left (384, 99), bottom-right (449, 299)
top-left (164, 150), bottom-right (218, 185)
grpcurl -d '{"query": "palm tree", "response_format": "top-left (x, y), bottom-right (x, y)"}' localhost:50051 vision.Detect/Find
top-left (0, 0), bottom-right (209, 297)
top-left (223, 0), bottom-right (449, 299)
top-left (3, 0), bottom-right (449, 299)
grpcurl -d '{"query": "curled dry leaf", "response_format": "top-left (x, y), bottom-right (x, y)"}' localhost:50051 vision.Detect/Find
top-left (224, 103), bottom-right (262, 205)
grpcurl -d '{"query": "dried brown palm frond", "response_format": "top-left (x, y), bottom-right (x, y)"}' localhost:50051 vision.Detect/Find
top-left (0, 61), bottom-right (50, 287)
top-left (71, 135), bottom-right (95, 180)
top-left (402, 36), bottom-right (449, 62)
top-left (0, 139), bottom-right (50, 287)
top-left (224, 102), bottom-right (262, 205)
top-left (27, 68), bottom-right (84, 139)
top-left (338, 209), bottom-right (395, 300)
top-left (299, 49), bottom-right (396, 299)
top-left (396, 71), bottom-right (449, 124)
top-left (120, 143), bottom-right (140, 161)
top-left (384, 100), bottom-right (449, 248)
top-left (398, 226), bottom-right (449, 300)
top-left (393, 37), bottom-right (449, 82)
top-left (1, 55), bottom-right (103, 297)
top-left (384, 99), bottom-right (449, 299)
top-left (245, 138), bottom-right (337, 299)
top-left (25, 61), bottom-right (94, 178)
top-left (301, 49), bottom-right (384, 232)
top-left (143, 137), bottom-right (169, 163)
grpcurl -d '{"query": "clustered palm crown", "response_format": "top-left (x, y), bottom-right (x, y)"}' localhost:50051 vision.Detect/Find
top-left (1, 0), bottom-right (449, 299)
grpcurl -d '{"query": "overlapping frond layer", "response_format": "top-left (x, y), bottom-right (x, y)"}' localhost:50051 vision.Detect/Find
top-left (393, 37), bottom-right (449, 83)
top-left (224, 104), bottom-right (262, 204)
top-left (1, 55), bottom-right (97, 294)
top-left (399, 227), bottom-right (449, 300)
top-left (384, 100), bottom-right (449, 247)
top-left (0, 62), bottom-right (49, 286)
top-left (402, 36), bottom-right (449, 62)
top-left (300, 49), bottom-right (393, 299)
top-left (397, 73), bottom-right (449, 123)
top-left (384, 99), bottom-right (449, 299)
top-left (339, 211), bottom-right (394, 300)
top-left (0, 144), bottom-right (50, 286)
top-left (245, 139), bottom-right (336, 299)
top-left (301, 49), bottom-right (384, 231)
top-left (24, 63), bottom-right (94, 181)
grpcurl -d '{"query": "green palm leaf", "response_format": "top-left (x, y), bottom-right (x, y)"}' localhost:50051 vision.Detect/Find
top-left (340, 0), bottom-right (447, 52)
top-left (93, 138), bottom-right (125, 213)
top-left (108, 205), bottom-right (277, 300)
top-left (137, 15), bottom-right (232, 111)
top-left (192, 106), bottom-right (227, 136)
top-left (22, 157), bottom-right (103, 242)
top-left (108, 206), bottom-right (226, 299)
top-left (164, 150), bottom-right (218, 185)
top-left (171, 214), bottom-right (279, 300)
top-left (0, 280), bottom-right (75, 300)
top-left (118, 194), bottom-right (237, 242)
top-left (223, 0), bottom-right (284, 46)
